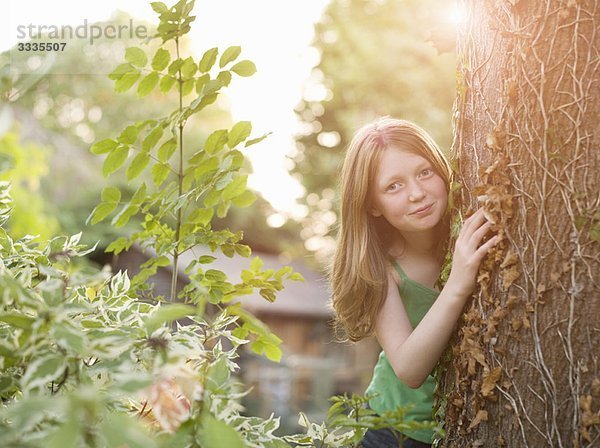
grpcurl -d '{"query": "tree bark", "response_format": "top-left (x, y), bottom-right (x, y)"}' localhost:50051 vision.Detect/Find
top-left (440, 1), bottom-right (600, 446)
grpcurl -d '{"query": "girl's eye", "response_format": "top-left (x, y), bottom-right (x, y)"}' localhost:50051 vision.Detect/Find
top-left (387, 182), bottom-right (402, 192)
top-left (420, 168), bottom-right (433, 177)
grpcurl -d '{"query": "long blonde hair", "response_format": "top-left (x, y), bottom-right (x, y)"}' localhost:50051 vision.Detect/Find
top-left (330, 117), bottom-right (453, 342)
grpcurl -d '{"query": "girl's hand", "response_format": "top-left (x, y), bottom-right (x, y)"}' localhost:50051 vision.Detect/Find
top-left (446, 208), bottom-right (499, 298)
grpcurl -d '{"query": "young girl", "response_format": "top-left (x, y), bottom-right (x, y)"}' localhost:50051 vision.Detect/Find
top-left (330, 117), bottom-right (498, 447)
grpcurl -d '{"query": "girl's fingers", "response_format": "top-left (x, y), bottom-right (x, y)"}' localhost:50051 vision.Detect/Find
top-left (474, 235), bottom-right (500, 259)
top-left (471, 221), bottom-right (494, 244)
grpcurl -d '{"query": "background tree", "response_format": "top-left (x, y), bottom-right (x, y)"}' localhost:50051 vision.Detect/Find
top-left (439, 1), bottom-right (599, 446)
top-left (292, 0), bottom-right (456, 263)
top-left (2, 11), bottom-right (293, 255)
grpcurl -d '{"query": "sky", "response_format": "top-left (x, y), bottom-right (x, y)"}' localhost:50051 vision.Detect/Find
top-left (3, 0), bottom-right (331, 215)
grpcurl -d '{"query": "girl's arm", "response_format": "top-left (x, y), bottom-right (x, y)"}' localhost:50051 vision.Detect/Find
top-left (375, 208), bottom-right (498, 388)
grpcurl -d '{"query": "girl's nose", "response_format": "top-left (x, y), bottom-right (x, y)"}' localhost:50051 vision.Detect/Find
top-left (408, 183), bottom-right (425, 202)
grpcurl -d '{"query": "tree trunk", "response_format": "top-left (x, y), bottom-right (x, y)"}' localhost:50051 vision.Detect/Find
top-left (440, 1), bottom-right (600, 446)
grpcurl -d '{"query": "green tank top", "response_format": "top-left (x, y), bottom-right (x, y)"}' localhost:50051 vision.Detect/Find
top-left (364, 261), bottom-right (439, 444)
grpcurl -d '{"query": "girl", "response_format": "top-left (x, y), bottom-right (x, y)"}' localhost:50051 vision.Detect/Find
top-left (330, 117), bottom-right (498, 447)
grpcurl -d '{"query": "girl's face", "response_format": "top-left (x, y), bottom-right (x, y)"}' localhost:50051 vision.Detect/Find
top-left (370, 145), bottom-right (448, 238)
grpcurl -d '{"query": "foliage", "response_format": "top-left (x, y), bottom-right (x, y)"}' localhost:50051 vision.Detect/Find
top-left (0, 1), bottom-right (437, 446)
top-left (0, 132), bottom-right (60, 240)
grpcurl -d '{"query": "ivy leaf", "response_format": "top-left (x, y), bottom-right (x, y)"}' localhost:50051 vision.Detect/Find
top-left (125, 47), bottom-right (148, 67)
top-left (219, 46), bottom-right (241, 68)
top-left (199, 47), bottom-right (218, 72)
top-left (231, 60), bottom-right (256, 77)
top-left (151, 47), bottom-right (170, 71)
top-left (103, 145), bottom-right (129, 176)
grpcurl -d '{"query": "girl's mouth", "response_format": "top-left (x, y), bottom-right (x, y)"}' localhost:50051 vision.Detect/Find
top-left (410, 203), bottom-right (434, 216)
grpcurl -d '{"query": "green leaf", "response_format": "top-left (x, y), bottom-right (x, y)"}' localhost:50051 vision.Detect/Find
top-left (126, 152), bottom-right (151, 180)
top-left (181, 56), bottom-right (197, 78)
top-left (103, 145), bottom-right (129, 176)
top-left (290, 272), bottom-right (304, 281)
top-left (0, 312), bottom-right (35, 329)
top-left (159, 74), bottom-right (176, 93)
top-left (118, 125), bottom-right (140, 145)
top-left (231, 60), bottom-right (256, 77)
top-left (222, 175), bottom-right (247, 201)
top-left (227, 121), bottom-right (252, 148)
top-left (199, 47), bottom-right (218, 72)
top-left (47, 420), bottom-right (81, 448)
top-left (168, 58), bottom-right (185, 75)
top-left (158, 139), bottom-right (177, 162)
top-left (198, 414), bottom-right (245, 448)
top-left (202, 79), bottom-right (223, 96)
top-left (145, 304), bottom-right (196, 334)
top-left (203, 189), bottom-right (220, 208)
top-left (218, 201), bottom-right (231, 217)
top-left (217, 70), bottom-right (232, 87)
top-left (245, 132), bottom-right (272, 147)
top-left (234, 244), bottom-right (251, 257)
top-left (250, 257), bottom-right (263, 272)
top-left (181, 78), bottom-right (195, 96)
top-left (190, 92), bottom-right (218, 112)
top-left (130, 182), bottom-right (147, 205)
top-left (112, 203), bottom-right (139, 227)
top-left (195, 73), bottom-right (209, 93)
top-left (197, 255), bottom-right (216, 264)
top-left (152, 162), bottom-right (170, 186)
top-left (125, 47), bottom-right (148, 67)
top-left (152, 48), bottom-right (171, 71)
top-left (264, 342), bottom-right (282, 362)
top-left (21, 354), bottom-right (66, 392)
top-left (137, 72), bottom-right (160, 98)
top-left (231, 190), bottom-right (256, 208)
top-left (101, 413), bottom-right (158, 448)
top-left (108, 62), bottom-right (135, 80)
top-left (91, 138), bottom-right (118, 155)
top-left (115, 71), bottom-right (140, 93)
top-left (142, 125), bottom-right (164, 151)
top-left (188, 207), bottom-right (214, 226)
top-left (204, 129), bottom-right (228, 155)
top-left (101, 186), bottom-right (121, 203)
top-left (89, 202), bottom-right (117, 224)
top-left (219, 46), bottom-right (241, 68)
top-left (106, 237), bottom-right (130, 255)
top-left (151, 2), bottom-right (169, 14)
